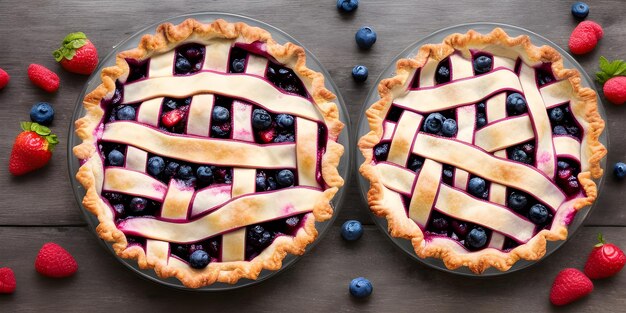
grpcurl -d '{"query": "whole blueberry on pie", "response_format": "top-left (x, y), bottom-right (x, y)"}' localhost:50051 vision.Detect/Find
top-left (358, 28), bottom-right (606, 273)
top-left (73, 19), bottom-right (344, 287)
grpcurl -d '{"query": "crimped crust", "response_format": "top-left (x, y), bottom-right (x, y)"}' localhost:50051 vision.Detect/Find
top-left (358, 28), bottom-right (606, 274)
top-left (73, 18), bottom-right (344, 288)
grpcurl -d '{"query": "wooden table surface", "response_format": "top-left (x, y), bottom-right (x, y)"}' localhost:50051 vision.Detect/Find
top-left (1, 0), bottom-right (625, 312)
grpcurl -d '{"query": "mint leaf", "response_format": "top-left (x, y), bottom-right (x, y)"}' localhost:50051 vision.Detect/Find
top-left (599, 56), bottom-right (609, 71)
top-left (596, 56), bottom-right (626, 84)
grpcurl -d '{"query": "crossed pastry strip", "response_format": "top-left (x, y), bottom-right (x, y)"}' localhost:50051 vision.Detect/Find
top-left (375, 52), bottom-right (587, 250)
top-left (100, 41), bottom-right (325, 263)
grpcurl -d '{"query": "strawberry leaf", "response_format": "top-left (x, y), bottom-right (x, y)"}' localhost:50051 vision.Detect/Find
top-left (20, 122), bottom-right (33, 132)
top-left (53, 32), bottom-right (89, 62)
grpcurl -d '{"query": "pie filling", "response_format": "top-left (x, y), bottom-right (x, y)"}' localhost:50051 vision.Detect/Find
top-left (372, 51), bottom-right (587, 252)
top-left (93, 41), bottom-right (330, 266)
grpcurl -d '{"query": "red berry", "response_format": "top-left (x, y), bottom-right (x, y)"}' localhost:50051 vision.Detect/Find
top-left (569, 21), bottom-right (603, 55)
top-left (54, 32), bottom-right (99, 75)
top-left (0, 68), bottom-right (9, 90)
top-left (0, 268), bottom-right (16, 294)
top-left (27, 64), bottom-right (60, 92)
top-left (35, 242), bottom-right (78, 278)
top-left (584, 234), bottom-right (626, 279)
top-left (603, 76), bottom-right (626, 105)
top-left (258, 127), bottom-right (276, 143)
top-left (161, 109), bottom-right (185, 127)
top-left (9, 122), bottom-right (58, 176)
top-left (550, 268), bottom-right (593, 306)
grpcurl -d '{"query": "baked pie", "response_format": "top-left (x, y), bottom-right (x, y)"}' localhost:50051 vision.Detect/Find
top-left (358, 28), bottom-right (606, 273)
top-left (73, 19), bottom-right (344, 287)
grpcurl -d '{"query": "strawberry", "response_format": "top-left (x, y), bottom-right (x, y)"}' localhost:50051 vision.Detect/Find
top-left (0, 68), bottom-right (9, 90)
top-left (35, 243), bottom-right (78, 278)
top-left (0, 268), bottom-right (16, 294)
top-left (9, 122), bottom-right (58, 176)
top-left (27, 64), bottom-right (60, 92)
top-left (568, 21), bottom-right (603, 55)
top-left (162, 109), bottom-right (185, 127)
top-left (53, 32), bottom-right (99, 75)
top-left (550, 268), bottom-right (593, 306)
top-left (596, 57), bottom-right (626, 105)
top-left (584, 233), bottom-right (626, 279)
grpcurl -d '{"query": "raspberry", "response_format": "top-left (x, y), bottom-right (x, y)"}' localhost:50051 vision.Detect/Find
top-left (568, 21), bottom-right (603, 55)
top-left (603, 76), bottom-right (626, 105)
top-left (0, 68), bottom-right (9, 90)
top-left (27, 64), bottom-right (60, 93)
top-left (0, 268), bottom-right (16, 294)
top-left (35, 242), bottom-right (78, 278)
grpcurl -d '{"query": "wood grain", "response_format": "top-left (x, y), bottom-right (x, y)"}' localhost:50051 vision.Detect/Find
top-left (0, 0), bottom-right (625, 311)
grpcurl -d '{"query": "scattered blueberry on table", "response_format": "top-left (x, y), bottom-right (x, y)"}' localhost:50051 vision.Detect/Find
top-left (571, 1), bottom-right (589, 19)
top-left (29, 102), bottom-right (54, 125)
top-left (614, 162), bottom-right (626, 179)
top-left (337, 0), bottom-right (358, 12)
top-left (352, 65), bottom-right (368, 82)
top-left (355, 26), bottom-right (377, 49)
top-left (349, 277), bottom-right (373, 298)
top-left (341, 220), bottom-right (363, 241)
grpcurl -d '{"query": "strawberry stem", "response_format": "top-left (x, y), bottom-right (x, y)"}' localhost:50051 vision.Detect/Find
top-left (20, 122), bottom-right (58, 151)
top-left (595, 232), bottom-right (605, 248)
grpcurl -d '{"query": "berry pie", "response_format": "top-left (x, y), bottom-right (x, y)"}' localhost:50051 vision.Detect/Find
top-left (358, 28), bottom-right (606, 273)
top-left (74, 19), bottom-right (344, 287)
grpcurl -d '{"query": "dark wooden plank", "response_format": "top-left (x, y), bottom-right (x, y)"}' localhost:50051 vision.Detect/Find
top-left (0, 0), bottom-right (625, 226)
top-left (0, 225), bottom-right (624, 312)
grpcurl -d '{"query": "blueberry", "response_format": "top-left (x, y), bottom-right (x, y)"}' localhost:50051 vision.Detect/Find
top-left (147, 156), bottom-right (165, 176)
top-left (553, 125), bottom-right (568, 135)
top-left (473, 55), bottom-right (493, 74)
top-left (196, 166), bottom-right (213, 183)
top-left (571, 1), bottom-right (589, 19)
top-left (510, 149), bottom-right (530, 164)
top-left (248, 225), bottom-right (272, 248)
top-left (107, 149), bottom-right (125, 166)
top-left (175, 57), bottom-right (192, 73)
top-left (468, 177), bottom-right (486, 196)
top-left (212, 106), bottom-right (230, 123)
top-left (164, 98), bottom-right (178, 110)
top-left (508, 191), bottom-right (528, 211)
top-left (352, 65), bottom-right (368, 82)
top-left (129, 197), bottom-right (148, 214)
top-left (231, 59), bottom-right (245, 73)
top-left (476, 112), bottom-right (487, 128)
top-left (211, 124), bottom-right (231, 137)
top-left (408, 155), bottom-right (424, 172)
top-left (276, 114), bottom-right (294, 129)
top-left (256, 172), bottom-right (268, 190)
top-left (431, 217), bottom-right (449, 234)
top-left (341, 220), bottom-right (363, 241)
top-left (252, 109), bottom-right (272, 130)
top-left (538, 70), bottom-right (554, 86)
top-left (441, 119), bottom-right (458, 137)
top-left (112, 88), bottom-right (123, 104)
top-left (435, 63), bottom-right (450, 85)
top-left (477, 102), bottom-right (486, 110)
top-left (614, 162), bottom-right (626, 179)
top-left (557, 160), bottom-right (571, 169)
top-left (355, 26), bottom-right (377, 49)
top-left (113, 204), bottom-right (125, 216)
top-left (566, 125), bottom-right (579, 137)
top-left (443, 166), bottom-right (454, 181)
top-left (30, 102), bottom-right (55, 125)
top-left (177, 165), bottom-right (194, 180)
top-left (506, 93), bottom-right (527, 115)
top-left (276, 169), bottom-right (295, 187)
top-left (337, 0), bottom-right (358, 12)
top-left (189, 250), bottom-right (210, 269)
top-left (349, 277), bottom-right (373, 298)
top-left (549, 107), bottom-right (564, 123)
top-left (528, 204), bottom-right (549, 224)
top-left (373, 143), bottom-right (390, 160)
top-left (466, 227), bottom-right (488, 249)
top-left (164, 161), bottom-right (180, 178)
top-left (423, 113), bottom-right (445, 134)
top-left (116, 105), bottom-right (136, 120)
top-left (273, 132), bottom-right (295, 143)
